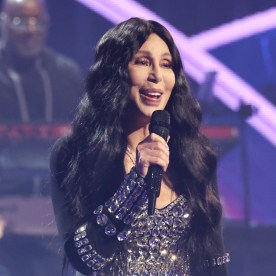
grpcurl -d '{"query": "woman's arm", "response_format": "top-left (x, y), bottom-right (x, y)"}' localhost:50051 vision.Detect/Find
top-left (50, 137), bottom-right (119, 274)
top-left (50, 137), bottom-right (148, 274)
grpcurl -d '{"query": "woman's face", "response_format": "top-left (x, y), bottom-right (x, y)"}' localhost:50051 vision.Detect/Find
top-left (127, 33), bottom-right (175, 120)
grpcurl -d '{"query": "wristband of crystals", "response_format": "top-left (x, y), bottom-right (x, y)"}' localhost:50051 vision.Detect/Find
top-left (74, 223), bottom-right (114, 272)
top-left (203, 253), bottom-right (230, 268)
top-left (93, 167), bottom-right (148, 242)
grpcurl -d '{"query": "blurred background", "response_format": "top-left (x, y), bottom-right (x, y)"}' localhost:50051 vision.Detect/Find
top-left (0, 0), bottom-right (275, 275)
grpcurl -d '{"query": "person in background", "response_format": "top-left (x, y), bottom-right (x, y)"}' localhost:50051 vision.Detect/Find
top-left (0, 0), bottom-right (82, 123)
top-left (50, 17), bottom-right (230, 275)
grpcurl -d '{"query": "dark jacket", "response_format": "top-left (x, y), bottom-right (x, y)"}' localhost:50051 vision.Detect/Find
top-left (0, 47), bottom-right (82, 123)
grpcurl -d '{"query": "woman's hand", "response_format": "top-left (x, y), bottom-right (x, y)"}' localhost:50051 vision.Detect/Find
top-left (136, 133), bottom-right (170, 178)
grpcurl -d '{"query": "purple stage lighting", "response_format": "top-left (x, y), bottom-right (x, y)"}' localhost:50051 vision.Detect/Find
top-left (76, 0), bottom-right (276, 146)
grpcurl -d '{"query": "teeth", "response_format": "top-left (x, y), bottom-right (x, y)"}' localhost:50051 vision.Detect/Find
top-left (147, 92), bottom-right (161, 96)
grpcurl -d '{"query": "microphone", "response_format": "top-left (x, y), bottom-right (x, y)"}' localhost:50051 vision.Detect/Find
top-left (146, 110), bottom-right (170, 215)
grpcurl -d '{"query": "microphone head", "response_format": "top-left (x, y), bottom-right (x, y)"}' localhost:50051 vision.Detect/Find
top-left (149, 110), bottom-right (170, 140)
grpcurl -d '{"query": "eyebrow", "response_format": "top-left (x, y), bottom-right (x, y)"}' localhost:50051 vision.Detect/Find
top-left (135, 50), bottom-right (172, 58)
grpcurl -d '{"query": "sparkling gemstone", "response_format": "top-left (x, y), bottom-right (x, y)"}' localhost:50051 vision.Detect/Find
top-left (117, 230), bottom-right (130, 241)
top-left (77, 244), bottom-right (92, 255)
top-left (170, 254), bottom-right (178, 261)
top-left (160, 249), bottom-right (168, 256)
top-left (92, 255), bottom-right (104, 264)
top-left (126, 179), bottom-right (136, 191)
top-left (75, 241), bottom-right (82, 248)
top-left (137, 237), bottom-right (148, 246)
top-left (96, 214), bottom-right (108, 226)
top-left (147, 219), bottom-right (155, 229)
top-left (138, 244), bottom-right (149, 254)
top-left (93, 205), bottom-right (103, 215)
top-left (107, 202), bottom-right (118, 213)
top-left (131, 186), bottom-right (143, 200)
top-left (136, 177), bottom-right (145, 186)
top-left (115, 193), bottom-right (127, 205)
top-left (172, 206), bottom-right (184, 217)
top-left (83, 245), bottom-right (93, 252)
top-left (153, 216), bottom-right (162, 225)
top-left (86, 259), bottom-right (96, 267)
top-left (123, 213), bottom-right (134, 224)
top-left (145, 261), bottom-right (154, 269)
top-left (74, 231), bottom-right (87, 241)
top-left (160, 227), bottom-right (168, 237)
top-left (149, 237), bottom-right (160, 248)
top-left (144, 229), bottom-right (152, 237)
top-left (162, 236), bottom-right (173, 245)
top-left (129, 169), bottom-right (138, 179)
top-left (140, 222), bottom-right (149, 233)
top-left (164, 216), bottom-right (173, 226)
top-left (75, 238), bottom-right (89, 248)
top-left (169, 228), bottom-right (179, 237)
top-left (75, 224), bottom-right (87, 234)
top-left (152, 227), bottom-right (160, 236)
top-left (118, 181), bottom-right (127, 193)
top-left (81, 253), bottom-right (92, 262)
top-left (105, 224), bottom-right (117, 236)
top-left (149, 246), bottom-right (159, 255)
top-left (115, 207), bottom-right (127, 220)
top-left (92, 262), bottom-right (103, 270)
top-left (173, 218), bottom-right (182, 227)
top-left (77, 248), bottom-right (86, 255)
top-left (82, 238), bottom-right (89, 245)
top-left (183, 212), bottom-right (190, 218)
top-left (138, 217), bottom-right (147, 226)
top-left (131, 219), bottom-right (138, 226)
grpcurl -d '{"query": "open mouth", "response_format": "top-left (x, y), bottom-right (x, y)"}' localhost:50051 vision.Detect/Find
top-left (140, 89), bottom-right (163, 100)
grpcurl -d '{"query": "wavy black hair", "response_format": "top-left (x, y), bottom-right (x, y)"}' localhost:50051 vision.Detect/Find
top-left (63, 17), bottom-right (222, 271)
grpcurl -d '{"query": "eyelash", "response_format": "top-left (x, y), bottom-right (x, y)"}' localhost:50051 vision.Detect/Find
top-left (134, 58), bottom-right (173, 69)
top-left (135, 58), bottom-right (150, 66)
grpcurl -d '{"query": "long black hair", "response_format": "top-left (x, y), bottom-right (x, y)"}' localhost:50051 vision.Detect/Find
top-left (63, 17), bottom-right (222, 271)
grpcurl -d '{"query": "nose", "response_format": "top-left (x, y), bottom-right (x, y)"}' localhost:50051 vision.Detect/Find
top-left (26, 24), bottom-right (37, 33)
top-left (148, 64), bottom-right (162, 83)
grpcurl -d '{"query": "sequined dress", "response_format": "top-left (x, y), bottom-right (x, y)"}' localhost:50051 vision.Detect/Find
top-left (108, 195), bottom-right (192, 275)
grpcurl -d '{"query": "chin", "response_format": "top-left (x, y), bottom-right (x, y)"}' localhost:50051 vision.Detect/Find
top-left (140, 107), bottom-right (163, 119)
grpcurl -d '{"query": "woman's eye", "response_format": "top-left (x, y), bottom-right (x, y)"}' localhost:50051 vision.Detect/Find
top-left (162, 61), bottom-right (173, 68)
top-left (135, 58), bottom-right (150, 66)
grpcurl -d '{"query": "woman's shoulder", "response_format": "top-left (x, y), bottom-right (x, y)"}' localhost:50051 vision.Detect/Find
top-left (49, 135), bottom-right (75, 175)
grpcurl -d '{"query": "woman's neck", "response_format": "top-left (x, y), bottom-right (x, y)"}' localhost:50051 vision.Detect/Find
top-left (126, 124), bottom-right (149, 152)
top-left (123, 113), bottom-right (151, 151)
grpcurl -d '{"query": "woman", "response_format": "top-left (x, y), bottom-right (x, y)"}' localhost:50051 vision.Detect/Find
top-left (50, 17), bottom-right (230, 276)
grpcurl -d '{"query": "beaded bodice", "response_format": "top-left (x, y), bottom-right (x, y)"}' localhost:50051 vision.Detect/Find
top-left (112, 195), bottom-right (192, 275)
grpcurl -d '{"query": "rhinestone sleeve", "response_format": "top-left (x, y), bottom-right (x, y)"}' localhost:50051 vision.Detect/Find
top-left (93, 167), bottom-right (148, 242)
top-left (73, 223), bottom-right (114, 272)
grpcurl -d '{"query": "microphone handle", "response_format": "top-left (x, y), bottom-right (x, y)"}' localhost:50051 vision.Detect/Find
top-left (146, 164), bottom-right (164, 215)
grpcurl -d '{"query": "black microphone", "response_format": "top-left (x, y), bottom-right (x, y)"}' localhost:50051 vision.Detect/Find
top-left (146, 110), bottom-right (170, 215)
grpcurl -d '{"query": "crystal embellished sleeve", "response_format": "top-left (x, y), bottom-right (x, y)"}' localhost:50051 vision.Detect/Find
top-left (63, 167), bottom-right (148, 274)
top-left (50, 138), bottom-right (119, 274)
top-left (50, 138), bottom-right (148, 275)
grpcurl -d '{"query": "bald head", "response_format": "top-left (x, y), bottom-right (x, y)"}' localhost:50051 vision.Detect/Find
top-left (1, 0), bottom-right (49, 57)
